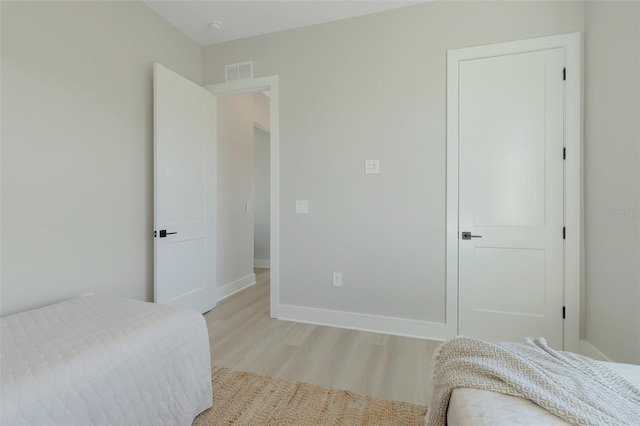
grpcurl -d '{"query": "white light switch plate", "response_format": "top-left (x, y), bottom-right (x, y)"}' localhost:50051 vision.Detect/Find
top-left (365, 159), bottom-right (380, 174)
top-left (332, 272), bottom-right (343, 287)
top-left (295, 200), bottom-right (309, 214)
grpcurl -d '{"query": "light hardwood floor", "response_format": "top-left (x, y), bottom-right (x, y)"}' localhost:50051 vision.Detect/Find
top-left (204, 268), bottom-right (441, 405)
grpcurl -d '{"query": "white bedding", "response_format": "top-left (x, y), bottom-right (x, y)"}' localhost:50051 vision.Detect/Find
top-left (1, 295), bottom-right (212, 426)
top-left (447, 361), bottom-right (640, 425)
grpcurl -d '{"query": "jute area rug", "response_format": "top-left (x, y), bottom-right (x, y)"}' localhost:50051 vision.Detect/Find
top-left (193, 366), bottom-right (427, 425)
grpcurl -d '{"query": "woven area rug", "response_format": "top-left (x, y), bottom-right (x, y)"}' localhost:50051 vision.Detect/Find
top-left (192, 366), bottom-right (427, 425)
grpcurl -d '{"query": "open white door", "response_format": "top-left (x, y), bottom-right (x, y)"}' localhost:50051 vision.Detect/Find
top-left (154, 63), bottom-right (216, 314)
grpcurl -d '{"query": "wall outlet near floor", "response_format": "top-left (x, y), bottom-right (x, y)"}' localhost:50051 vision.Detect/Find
top-left (332, 272), bottom-right (343, 287)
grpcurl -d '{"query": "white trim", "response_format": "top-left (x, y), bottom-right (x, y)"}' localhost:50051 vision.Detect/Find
top-left (254, 259), bottom-right (270, 268)
top-left (278, 304), bottom-right (447, 341)
top-left (217, 273), bottom-right (256, 301)
top-left (0, 0), bottom-right (3, 306)
top-left (446, 33), bottom-right (581, 351)
top-left (205, 75), bottom-right (280, 318)
top-left (253, 122), bottom-right (270, 134)
top-left (207, 76), bottom-right (272, 96)
top-left (579, 339), bottom-right (612, 362)
top-left (562, 33), bottom-right (582, 354)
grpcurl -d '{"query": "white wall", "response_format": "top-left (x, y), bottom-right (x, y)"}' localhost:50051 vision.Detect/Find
top-left (1, 1), bottom-right (202, 316)
top-left (584, 1), bottom-right (640, 364)
top-left (202, 1), bottom-right (584, 332)
top-left (253, 126), bottom-right (271, 267)
top-left (217, 93), bottom-right (269, 293)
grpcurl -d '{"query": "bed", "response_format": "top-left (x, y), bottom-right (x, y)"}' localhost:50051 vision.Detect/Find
top-left (426, 337), bottom-right (640, 426)
top-left (1, 295), bottom-right (212, 426)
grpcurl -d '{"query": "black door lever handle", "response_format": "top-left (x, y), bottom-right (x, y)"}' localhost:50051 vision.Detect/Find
top-left (158, 229), bottom-right (177, 238)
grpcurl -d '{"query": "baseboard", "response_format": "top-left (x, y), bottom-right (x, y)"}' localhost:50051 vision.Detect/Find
top-left (217, 273), bottom-right (256, 302)
top-left (579, 339), bottom-right (612, 361)
top-left (254, 259), bottom-right (270, 268)
top-left (277, 304), bottom-right (446, 341)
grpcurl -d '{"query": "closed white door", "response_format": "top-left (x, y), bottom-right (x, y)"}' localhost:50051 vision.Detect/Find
top-left (458, 48), bottom-right (565, 347)
top-left (154, 63), bottom-right (217, 314)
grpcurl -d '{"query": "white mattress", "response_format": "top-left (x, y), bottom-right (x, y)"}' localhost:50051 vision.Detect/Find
top-left (447, 361), bottom-right (640, 425)
top-left (1, 295), bottom-right (212, 426)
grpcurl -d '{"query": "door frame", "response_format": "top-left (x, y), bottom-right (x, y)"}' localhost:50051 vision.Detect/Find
top-left (445, 33), bottom-right (581, 351)
top-left (204, 76), bottom-right (280, 318)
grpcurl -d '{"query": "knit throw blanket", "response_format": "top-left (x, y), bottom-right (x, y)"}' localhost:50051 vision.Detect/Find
top-left (425, 337), bottom-right (640, 426)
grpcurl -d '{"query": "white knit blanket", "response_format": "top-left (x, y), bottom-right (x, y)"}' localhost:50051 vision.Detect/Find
top-left (425, 337), bottom-right (640, 426)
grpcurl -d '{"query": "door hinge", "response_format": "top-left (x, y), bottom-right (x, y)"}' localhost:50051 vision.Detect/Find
top-left (563, 306), bottom-right (566, 319)
top-left (563, 147), bottom-right (566, 160)
top-left (563, 67), bottom-right (566, 81)
top-left (154, 230), bottom-right (157, 238)
top-left (563, 227), bottom-right (566, 239)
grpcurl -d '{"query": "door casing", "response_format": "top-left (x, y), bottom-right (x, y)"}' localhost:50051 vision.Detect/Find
top-left (445, 33), bottom-right (581, 351)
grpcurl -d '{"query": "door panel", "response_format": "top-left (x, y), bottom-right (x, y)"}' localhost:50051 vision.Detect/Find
top-left (471, 247), bottom-right (545, 316)
top-left (154, 63), bottom-right (217, 313)
top-left (158, 238), bottom-right (205, 301)
top-left (458, 48), bottom-right (564, 347)
top-left (157, 87), bottom-right (207, 225)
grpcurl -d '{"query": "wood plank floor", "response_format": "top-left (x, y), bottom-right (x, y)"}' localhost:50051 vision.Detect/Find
top-left (203, 268), bottom-right (441, 405)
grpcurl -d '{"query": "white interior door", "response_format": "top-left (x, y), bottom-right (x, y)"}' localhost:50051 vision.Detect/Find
top-left (458, 48), bottom-right (565, 347)
top-left (154, 63), bottom-right (216, 314)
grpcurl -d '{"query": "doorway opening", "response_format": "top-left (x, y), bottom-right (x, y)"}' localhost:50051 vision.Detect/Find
top-left (206, 76), bottom-right (280, 318)
top-left (253, 123), bottom-right (271, 270)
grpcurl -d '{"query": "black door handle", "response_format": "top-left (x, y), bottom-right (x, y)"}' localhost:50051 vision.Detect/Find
top-left (461, 232), bottom-right (482, 240)
top-left (158, 229), bottom-right (177, 238)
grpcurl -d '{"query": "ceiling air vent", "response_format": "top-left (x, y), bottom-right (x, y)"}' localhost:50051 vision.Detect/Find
top-left (225, 61), bottom-right (253, 82)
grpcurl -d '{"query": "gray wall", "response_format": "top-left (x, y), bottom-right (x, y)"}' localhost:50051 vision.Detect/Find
top-left (584, 1), bottom-right (640, 363)
top-left (217, 93), bottom-right (269, 289)
top-left (1, 1), bottom-right (202, 315)
top-left (253, 127), bottom-right (271, 266)
top-left (3, 0), bottom-right (637, 363)
top-left (202, 1), bottom-right (584, 323)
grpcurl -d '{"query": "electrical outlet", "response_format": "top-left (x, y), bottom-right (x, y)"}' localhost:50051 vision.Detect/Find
top-left (365, 159), bottom-right (380, 174)
top-left (332, 272), bottom-right (343, 287)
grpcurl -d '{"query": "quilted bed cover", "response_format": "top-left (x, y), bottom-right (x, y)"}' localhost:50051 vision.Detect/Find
top-left (447, 361), bottom-right (640, 425)
top-left (0, 295), bottom-right (212, 426)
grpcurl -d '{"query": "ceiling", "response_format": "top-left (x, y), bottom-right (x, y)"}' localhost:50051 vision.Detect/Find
top-left (143, 1), bottom-right (425, 46)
